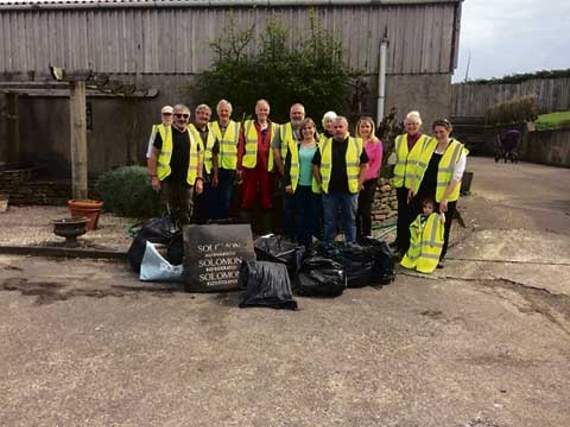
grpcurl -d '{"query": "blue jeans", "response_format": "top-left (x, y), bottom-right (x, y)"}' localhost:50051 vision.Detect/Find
top-left (214, 168), bottom-right (235, 219)
top-left (293, 185), bottom-right (319, 247)
top-left (322, 192), bottom-right (358, 243)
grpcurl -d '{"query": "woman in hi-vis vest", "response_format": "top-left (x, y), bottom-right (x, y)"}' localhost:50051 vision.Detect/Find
top-left (392, 111), bottom-right (431, 255)
top-left (407, 119), bottom-right (468, 268)
top-left (236, 99), bottom-right (279, 233)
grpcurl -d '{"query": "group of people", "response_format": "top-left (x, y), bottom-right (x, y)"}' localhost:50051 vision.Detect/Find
top-left (146, 100), bottom-right (467, 273)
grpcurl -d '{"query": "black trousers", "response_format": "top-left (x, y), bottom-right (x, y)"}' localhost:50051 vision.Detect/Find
top-left (437, 200), bottom-right (456, 260)
top-left (395, 187), bottom-right (413, 253)
top-left (356, 179), bottom-right (377, 238)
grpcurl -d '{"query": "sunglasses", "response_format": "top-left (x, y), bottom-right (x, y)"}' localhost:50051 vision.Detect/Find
top-left (175, 113), bottom-right (190, 119)
top-left (162, 112), bottom-right (173, 116)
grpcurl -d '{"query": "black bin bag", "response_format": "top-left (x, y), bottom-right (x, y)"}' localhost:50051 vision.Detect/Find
top-left (295, 257), bottom-right (347, 298)
top-left (127, 215), bottom-right (179, 273)
top-left (239, 261), bottom-right (298, 310)
top-left (357, 237), bottom-right (395, 285)
top-left (254, 235), bottom-right (306, 278)
top-left (308, 240), bottom-right (395, 288)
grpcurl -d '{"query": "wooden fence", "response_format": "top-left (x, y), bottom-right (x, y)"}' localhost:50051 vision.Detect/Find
top-left (451, 78), bottom-right (570, 117)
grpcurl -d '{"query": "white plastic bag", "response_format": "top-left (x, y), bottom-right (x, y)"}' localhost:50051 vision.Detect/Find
top-left (140, 241), bottom-right (183, 282)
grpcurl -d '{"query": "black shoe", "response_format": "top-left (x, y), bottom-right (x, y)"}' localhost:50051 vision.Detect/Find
top-left (437, 261), bottom-right (445, 269)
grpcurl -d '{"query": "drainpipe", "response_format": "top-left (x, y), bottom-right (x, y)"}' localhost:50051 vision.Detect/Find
top-left (376, 35), bottom-right (389, 126)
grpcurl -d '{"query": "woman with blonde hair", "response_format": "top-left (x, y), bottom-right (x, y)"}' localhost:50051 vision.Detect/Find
top-left (282, 117), bottom-right (321, 246)
top-left (355, 116), bottom-right (383, 238)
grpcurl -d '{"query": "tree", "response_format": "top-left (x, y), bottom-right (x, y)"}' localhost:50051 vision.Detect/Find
top-left (186, 13), bottom-right (361, 124)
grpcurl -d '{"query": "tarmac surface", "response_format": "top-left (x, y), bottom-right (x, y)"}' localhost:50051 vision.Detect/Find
top-left (1, 157), bottom-right (569, 426)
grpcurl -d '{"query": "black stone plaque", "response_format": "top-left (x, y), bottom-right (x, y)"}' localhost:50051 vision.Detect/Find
top-left (183, 224), bottom-right (255, 292)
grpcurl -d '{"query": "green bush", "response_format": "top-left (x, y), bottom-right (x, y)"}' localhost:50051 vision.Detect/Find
top-left (185, 12), bottom-right (361, 123)
top-left (486, 96), bottom-right (539, 126)
top-left (534, 110), bottom-right (570, 131)
top-left (96, 166), bottom-right (161, 218)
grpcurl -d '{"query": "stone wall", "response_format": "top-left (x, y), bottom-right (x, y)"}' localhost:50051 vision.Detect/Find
top-left (0, 167), bottom-right (98, 205)
top-left (520, 127), bottom-right (570, 168)
top-left (371, 178), bottom-right (398, 225)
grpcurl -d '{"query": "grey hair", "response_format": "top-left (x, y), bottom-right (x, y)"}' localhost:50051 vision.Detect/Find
top-left (174, 104), bottom-right (190, 113)
top-left (405, 110), bottom-right (422, 126)
top-left (216, 99), bottom-right (233, 114)
top-left (195, 104), bottom-right (212, 114)
top-left (334, 116), bottom-right (349, 127)
top-left (322, 111), bottom-right (338, 127)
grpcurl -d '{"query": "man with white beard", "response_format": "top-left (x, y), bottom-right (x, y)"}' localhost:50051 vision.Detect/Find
top-left (272, 103), bottom-right (305, 240)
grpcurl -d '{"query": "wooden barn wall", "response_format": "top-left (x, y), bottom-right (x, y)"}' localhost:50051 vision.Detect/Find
top-left (0, 4), bottom-right (458, 76)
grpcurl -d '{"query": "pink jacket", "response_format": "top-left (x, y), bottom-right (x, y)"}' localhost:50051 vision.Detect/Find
top-left (364, 137), bottom-right (383, 182)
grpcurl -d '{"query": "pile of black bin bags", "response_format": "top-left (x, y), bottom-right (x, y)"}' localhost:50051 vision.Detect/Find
top-left (128, 218), bottom-right (395, 311)
top-left (247, 234), bottom-right (395, 306)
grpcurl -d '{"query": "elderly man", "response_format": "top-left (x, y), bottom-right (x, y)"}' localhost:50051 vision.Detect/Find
top-left (313, 116), bottom-right (368, 243)
top-left (146, 105), bottom-right (174, 165)
top-left (189, 104), bottom-right (218, 224)
top-left (210, 99), bottom-right (241, 219)
top-left (237, 99), bottom-right (279, 233)
top-left (272, 102), bottom-right (305, 239)
top-left (148, 104), bottom-right (203, 227)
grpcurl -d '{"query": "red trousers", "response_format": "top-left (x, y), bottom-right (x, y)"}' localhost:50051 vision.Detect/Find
top-left (241, 166), bottom-right (273, 209)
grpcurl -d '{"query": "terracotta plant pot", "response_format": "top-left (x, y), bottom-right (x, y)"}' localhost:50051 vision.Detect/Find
top-left (67, 199), bottom-right (103, 231)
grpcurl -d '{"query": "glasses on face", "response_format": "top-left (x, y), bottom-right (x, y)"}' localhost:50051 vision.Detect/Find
top-left (175, 113), bottom-right (190, 119)
top-left (162, 112), bottom-right (173, 117)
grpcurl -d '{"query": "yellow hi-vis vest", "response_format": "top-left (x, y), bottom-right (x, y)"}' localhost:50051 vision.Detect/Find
top-left (189, 123), bottom-right (215, 174)
top-left (320, 136), bottom-right (363, 194)
top-left (412, 138), bottom-right (469, 202)
top-left (210, 120), bottom-right (241, 171)
top-left (393, 133), bottom-right (431, 189)
top-left (279, 122), bottom-right (299, 162)
top-left (242, 119), bottom-right (278, 171)
top-left (156, 126), bottom-right (199, 186)
top-left (400, 213), bottom-right (444, 274)
top-left (287, 140), bottom-right (321, 194)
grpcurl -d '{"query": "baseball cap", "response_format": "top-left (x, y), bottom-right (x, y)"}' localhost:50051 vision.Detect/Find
top-left (161, 105), bottom-right (174, 114)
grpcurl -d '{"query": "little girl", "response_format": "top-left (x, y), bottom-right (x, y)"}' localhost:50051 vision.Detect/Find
top-left (400, 198), bottom-right (445, 274)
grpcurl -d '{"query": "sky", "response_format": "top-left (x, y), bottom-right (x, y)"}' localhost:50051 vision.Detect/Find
top-left (453, 0), bottom-right (570, 82)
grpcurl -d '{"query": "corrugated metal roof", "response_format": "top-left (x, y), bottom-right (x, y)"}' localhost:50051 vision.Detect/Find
top-left (0, 0), bottom-right (463, 11)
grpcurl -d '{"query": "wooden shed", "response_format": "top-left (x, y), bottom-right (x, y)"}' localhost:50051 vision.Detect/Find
top-left (0, 0), bottom-right (463, 179)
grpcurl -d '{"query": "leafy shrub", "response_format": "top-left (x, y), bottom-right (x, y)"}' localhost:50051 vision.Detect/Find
top-left (186, 13), bottom-right (361, 123)
top-left (96, 166), bottom-right (160, 218)
top-left (486, 96), bottom-right (539, 126)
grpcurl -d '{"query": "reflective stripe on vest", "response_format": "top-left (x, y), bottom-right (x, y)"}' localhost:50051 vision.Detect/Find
top-left (211, 120), bottom-right (240, 171)
top-left (288, 140), bottom-right (321, 194)
top-left (320, 137), bottom-right (363, 194)
top-left (413, 138), bottom-right (468, 202)
top-left (242, 120), bottom-right (277, 171)
top-left (280, 122), bottom-right (299, 161)
top-left (393, 133), bottom-right (430, 189)
top-left (400, 213), bottom-right (444, 274)
top-left (156, 126), bottom-right (199, 186)
top-left (189, 123), bottom-right (216, 174)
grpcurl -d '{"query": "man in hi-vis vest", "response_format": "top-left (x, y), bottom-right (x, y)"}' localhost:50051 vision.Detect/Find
top-left (148, 104), bottom-right (204, 227)
top-left (210, 99), bottom-right (241, 220)
top-left (313, 116), bottom-right (369, 243)
top-left (146, 105), bottom-right (173, 167)
top-left (272, 102), bottom-right (305, 239)
top-left (237, 99), bottom-right (279, 233)
top-left (190, 104), bottom-right (218, 224)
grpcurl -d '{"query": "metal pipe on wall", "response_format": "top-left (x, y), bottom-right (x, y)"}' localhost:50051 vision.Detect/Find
top-left (376, 36), bottom-right (388, 126)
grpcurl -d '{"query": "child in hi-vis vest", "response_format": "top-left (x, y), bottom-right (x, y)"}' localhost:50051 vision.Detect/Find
top-left (401, 198), bottom-right (445, 274)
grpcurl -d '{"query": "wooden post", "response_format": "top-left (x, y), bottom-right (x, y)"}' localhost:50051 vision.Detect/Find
top-left (6, 92), bottom-right (21, 164)
top-left (69, 81), bottom-right (88, 200)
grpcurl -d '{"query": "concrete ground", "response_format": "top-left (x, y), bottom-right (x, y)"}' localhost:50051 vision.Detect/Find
top-left (1, 157), bottom-right (569, 427)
